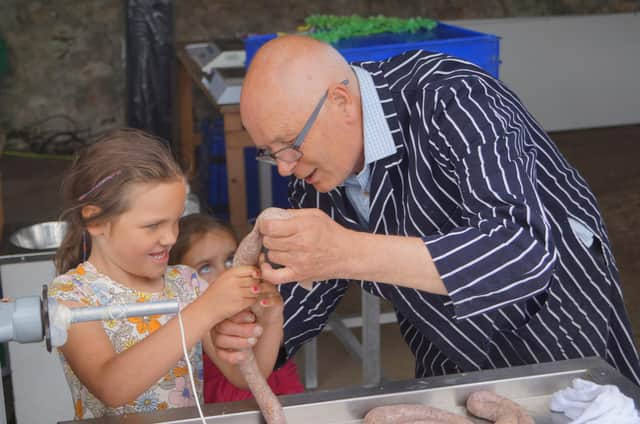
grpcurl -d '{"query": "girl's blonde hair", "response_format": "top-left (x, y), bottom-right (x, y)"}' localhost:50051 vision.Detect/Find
top-left (169, 213), bottom-right (237, 265)
top-left (55, 129), bottom-right (184, 274)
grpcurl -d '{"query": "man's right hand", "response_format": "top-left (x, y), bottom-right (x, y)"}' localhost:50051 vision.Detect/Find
top-left (211, 310), bottom-right (264, 364)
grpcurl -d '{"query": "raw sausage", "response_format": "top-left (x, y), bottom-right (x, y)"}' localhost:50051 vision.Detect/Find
top-left (232, 208), bottom-right (291, 424)
top-left (364, 404), bottom-right (473, 424)
top-left (466, 390), bottom-right (534, 424)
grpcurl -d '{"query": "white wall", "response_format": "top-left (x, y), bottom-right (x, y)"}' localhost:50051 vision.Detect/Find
top-left (449, 13), bottom-right (640, 132)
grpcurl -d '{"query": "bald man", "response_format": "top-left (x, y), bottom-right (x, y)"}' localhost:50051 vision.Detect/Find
top-left (214, 35), bottom-right (640, 385)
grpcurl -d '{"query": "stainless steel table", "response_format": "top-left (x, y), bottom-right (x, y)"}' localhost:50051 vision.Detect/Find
top-left (59, 357), bottom-right (640, 423)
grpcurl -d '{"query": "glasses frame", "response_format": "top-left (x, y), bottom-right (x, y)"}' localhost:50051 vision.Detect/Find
top-left (256, 79), bottom-right (349, 166)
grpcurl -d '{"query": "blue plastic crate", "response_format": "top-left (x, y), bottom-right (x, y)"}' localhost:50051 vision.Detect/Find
top-left (244, 22), bottom-right (500, 77)
top-left (200, 119), bottom-right (230, 219)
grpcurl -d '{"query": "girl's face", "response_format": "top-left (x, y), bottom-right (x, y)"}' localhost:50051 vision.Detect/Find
top-left (88, 179), bottom-right (186, 290)
top-left (180, 229), bottom-right (237, 285)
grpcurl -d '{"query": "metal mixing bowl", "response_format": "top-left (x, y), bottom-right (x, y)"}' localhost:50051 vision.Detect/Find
top-left (9, 221), bottom-right (68, 250)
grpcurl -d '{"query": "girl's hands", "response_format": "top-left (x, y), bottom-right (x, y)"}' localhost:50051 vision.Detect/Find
top-left (251, 282), bottom-right (283, 326)
top-left (205, 265), bottom-right (261, 322)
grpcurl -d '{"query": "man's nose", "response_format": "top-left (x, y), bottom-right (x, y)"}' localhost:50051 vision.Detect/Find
top-left (277, 160), bottom-right (297, 176)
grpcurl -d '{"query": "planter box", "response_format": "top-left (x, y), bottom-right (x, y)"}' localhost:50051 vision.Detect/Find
top-left (244, 22), bottom-right (500, 77)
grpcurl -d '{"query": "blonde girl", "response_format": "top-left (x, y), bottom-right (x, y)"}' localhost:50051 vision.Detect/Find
top-left (50, 129), bottom-right (267, 419)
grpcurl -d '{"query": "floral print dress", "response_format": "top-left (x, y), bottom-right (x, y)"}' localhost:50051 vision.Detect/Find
top-left (49, 262), bottom-right (207, 419)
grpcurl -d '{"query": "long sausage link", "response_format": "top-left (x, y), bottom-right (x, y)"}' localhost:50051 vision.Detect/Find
top-left (232, 208), bottom-right (291, 424)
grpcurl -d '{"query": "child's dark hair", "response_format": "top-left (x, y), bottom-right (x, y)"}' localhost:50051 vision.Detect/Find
top-left (169, 213), bottom-right (237, 265)
top-left (55, 129), bottom-right (184, 274)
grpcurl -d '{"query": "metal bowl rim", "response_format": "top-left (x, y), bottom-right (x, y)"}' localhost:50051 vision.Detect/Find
top-left (9, 221), bottom-right (68, 250)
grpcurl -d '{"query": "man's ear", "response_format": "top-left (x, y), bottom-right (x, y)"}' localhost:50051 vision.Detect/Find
top-left (82, 205), bottom-right (105, 236)
top-left (330, 82), bottom-right (350, 107)
top-left (330, 83), bottom-right (358, 123)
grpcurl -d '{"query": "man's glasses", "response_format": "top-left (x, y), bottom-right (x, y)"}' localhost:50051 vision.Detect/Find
top-left (256, 80), bottom-right (349, 166)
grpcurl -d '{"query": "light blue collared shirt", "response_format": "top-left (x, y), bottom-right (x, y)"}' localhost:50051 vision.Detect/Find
top-left (342, 66), bottom-right (397, 228)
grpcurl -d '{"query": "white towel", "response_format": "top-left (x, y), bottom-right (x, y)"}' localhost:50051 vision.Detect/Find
top-left (550, 378), bottom-right (640, 423)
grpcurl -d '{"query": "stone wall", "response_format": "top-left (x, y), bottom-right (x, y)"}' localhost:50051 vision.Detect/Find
top-left (174, 0), bottom-right (639, 39)
top-left (1, 0), bottom-right (638, 140)
top-left (0, 1), bottom-right (124, 141)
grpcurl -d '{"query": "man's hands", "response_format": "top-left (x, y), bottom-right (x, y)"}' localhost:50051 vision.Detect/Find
top-left (259, 208), bottom-right (352, 284)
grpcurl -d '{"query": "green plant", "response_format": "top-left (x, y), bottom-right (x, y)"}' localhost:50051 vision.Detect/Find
top-left (304, 14), bottom-right (438, 44)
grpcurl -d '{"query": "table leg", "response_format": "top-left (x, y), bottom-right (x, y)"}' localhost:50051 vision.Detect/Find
top-left (304, 339), bottom-right (318, 390)
top-left (362, 290), bottom-right (381, 386)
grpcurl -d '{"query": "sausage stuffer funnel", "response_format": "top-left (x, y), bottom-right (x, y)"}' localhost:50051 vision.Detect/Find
top-left (0, 285), bottom-right (179, 350)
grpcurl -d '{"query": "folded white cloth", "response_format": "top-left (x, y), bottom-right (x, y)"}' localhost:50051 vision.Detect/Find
top-left (550, 378), bottom-right (640, 423)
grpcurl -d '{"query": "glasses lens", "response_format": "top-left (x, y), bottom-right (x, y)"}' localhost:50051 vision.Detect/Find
top-left (276, 147), bottom-right (302, 163)
top-left (256, 146), bottom-right (303, 165)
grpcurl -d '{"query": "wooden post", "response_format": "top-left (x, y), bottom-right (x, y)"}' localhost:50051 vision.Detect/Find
top-left (222, 105), bottom-right (255, 237)
top-left (175, 46), bottom-right (256, 238)
top-left (177, 59), bottom-right (196, 176)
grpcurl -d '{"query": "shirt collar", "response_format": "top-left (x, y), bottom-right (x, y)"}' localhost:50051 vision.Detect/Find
top-left (343, 65), bottom-right (397, 190)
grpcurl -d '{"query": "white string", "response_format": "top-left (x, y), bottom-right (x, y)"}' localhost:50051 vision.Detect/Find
top-left (177, 310), bottom-right (207, 424)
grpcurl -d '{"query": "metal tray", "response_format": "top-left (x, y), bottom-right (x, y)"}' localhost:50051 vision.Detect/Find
top-left (61, 357), bottom-right (640, 423)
